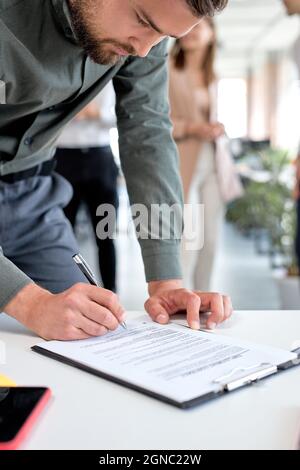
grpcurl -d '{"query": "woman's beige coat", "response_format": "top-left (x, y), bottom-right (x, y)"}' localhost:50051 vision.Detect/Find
top-left (169, 61), bottom-right (244, 203)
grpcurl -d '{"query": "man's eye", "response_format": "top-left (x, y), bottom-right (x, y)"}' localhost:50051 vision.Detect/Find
top-left (136, 14), bottom-right (150, 29)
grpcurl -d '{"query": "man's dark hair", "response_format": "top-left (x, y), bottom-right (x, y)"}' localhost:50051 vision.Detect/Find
top-left (186, 0), bottom-right (228, 17)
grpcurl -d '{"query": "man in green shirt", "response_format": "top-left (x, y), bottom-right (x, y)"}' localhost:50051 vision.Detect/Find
top-left (0, 0), bottom-right (232, 340)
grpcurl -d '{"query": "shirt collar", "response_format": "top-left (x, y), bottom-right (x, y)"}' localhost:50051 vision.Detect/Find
top-left (51, 0), bottom-right (78, 43)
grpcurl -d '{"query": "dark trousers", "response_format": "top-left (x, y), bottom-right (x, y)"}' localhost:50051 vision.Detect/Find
top-left (296, 199), bottom-right (300, 273)
top-left (55, 146), bottom-right (119, 292)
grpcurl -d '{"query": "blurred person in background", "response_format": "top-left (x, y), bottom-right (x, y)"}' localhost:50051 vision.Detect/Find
top-left (169, 19), bottom-right (243, 291)
top-left (282, 0), bottom-right (300, 272)
top-left (55, 83), bottom-right (119, 292)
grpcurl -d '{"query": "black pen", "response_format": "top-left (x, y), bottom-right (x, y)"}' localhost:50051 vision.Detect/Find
top-left (72, 253), bottom-right (127, 330)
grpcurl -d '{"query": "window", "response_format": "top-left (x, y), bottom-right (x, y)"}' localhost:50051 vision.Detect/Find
top-left (218, 78), bottom-right (247, 138)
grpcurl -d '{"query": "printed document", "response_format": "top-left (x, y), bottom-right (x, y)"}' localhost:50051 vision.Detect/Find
top-left (34, 318), bottom-right (297, 404)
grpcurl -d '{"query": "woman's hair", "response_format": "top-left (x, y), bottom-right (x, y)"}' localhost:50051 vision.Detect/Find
top-left (171, 18), bottom-right (217, 87)
top-left (186, 0), bottom-right (228, 17)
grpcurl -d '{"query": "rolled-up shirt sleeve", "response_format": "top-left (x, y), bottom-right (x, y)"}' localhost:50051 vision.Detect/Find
top-left (113, 39), bottom-right (184, 282)
top-left (0, 247), bottom-right (33, 312)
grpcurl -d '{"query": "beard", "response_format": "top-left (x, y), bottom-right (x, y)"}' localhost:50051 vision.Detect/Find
top-left (68, 0), bottom-right (136, 65)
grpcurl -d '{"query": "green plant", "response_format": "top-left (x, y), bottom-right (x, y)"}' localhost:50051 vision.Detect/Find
top-left (226, 147), bottom-right (298, 272)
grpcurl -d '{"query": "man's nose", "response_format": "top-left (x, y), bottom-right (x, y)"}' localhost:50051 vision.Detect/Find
top-left (136, 43), bottom-right (154, 58)
top-left (133, 34), bottom-right (163, 58)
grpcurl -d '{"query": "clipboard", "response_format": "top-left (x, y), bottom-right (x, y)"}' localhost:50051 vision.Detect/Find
top-left (31, 344), bottom-right (300, 409)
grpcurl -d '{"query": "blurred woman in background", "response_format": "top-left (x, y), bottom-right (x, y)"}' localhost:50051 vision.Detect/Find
top-left (55, 83), bottom-right (119, 292)
top-left (169, 18), bottom-right (243, 291)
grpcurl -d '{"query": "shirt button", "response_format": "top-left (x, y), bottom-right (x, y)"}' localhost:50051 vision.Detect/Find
top-left (48, 106), bottom-right (55, 111)
top-left (24, 137), bottom-right (33, 145)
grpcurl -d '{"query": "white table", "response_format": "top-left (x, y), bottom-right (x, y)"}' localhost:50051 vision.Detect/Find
top-left (1, 310), bottom-right (300, 450)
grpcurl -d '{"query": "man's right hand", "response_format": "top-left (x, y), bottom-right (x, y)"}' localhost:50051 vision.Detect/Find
top-left (4, 283), bottom-right (126, 340)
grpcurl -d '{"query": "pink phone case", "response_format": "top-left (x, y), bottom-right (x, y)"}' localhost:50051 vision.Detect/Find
top-left (0, 388), bottom-right (52, 450)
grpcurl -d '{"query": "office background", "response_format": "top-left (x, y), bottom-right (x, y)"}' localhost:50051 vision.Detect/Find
top-left (74, 0), bottom-right (300, 312)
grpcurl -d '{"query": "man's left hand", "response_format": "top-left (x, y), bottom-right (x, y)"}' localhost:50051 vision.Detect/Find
top-left (145, 280), bottom-right (233, 330)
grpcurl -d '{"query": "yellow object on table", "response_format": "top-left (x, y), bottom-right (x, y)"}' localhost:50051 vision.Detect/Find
top-left (0, 374), bottom-right (16, 386)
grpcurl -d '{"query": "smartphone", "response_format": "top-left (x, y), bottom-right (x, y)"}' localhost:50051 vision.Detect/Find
top-left (0, 386), bottom-right (51, 450)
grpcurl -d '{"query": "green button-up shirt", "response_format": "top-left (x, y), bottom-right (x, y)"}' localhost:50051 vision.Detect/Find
top-left (0, 0), bottom-right (183, 308)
